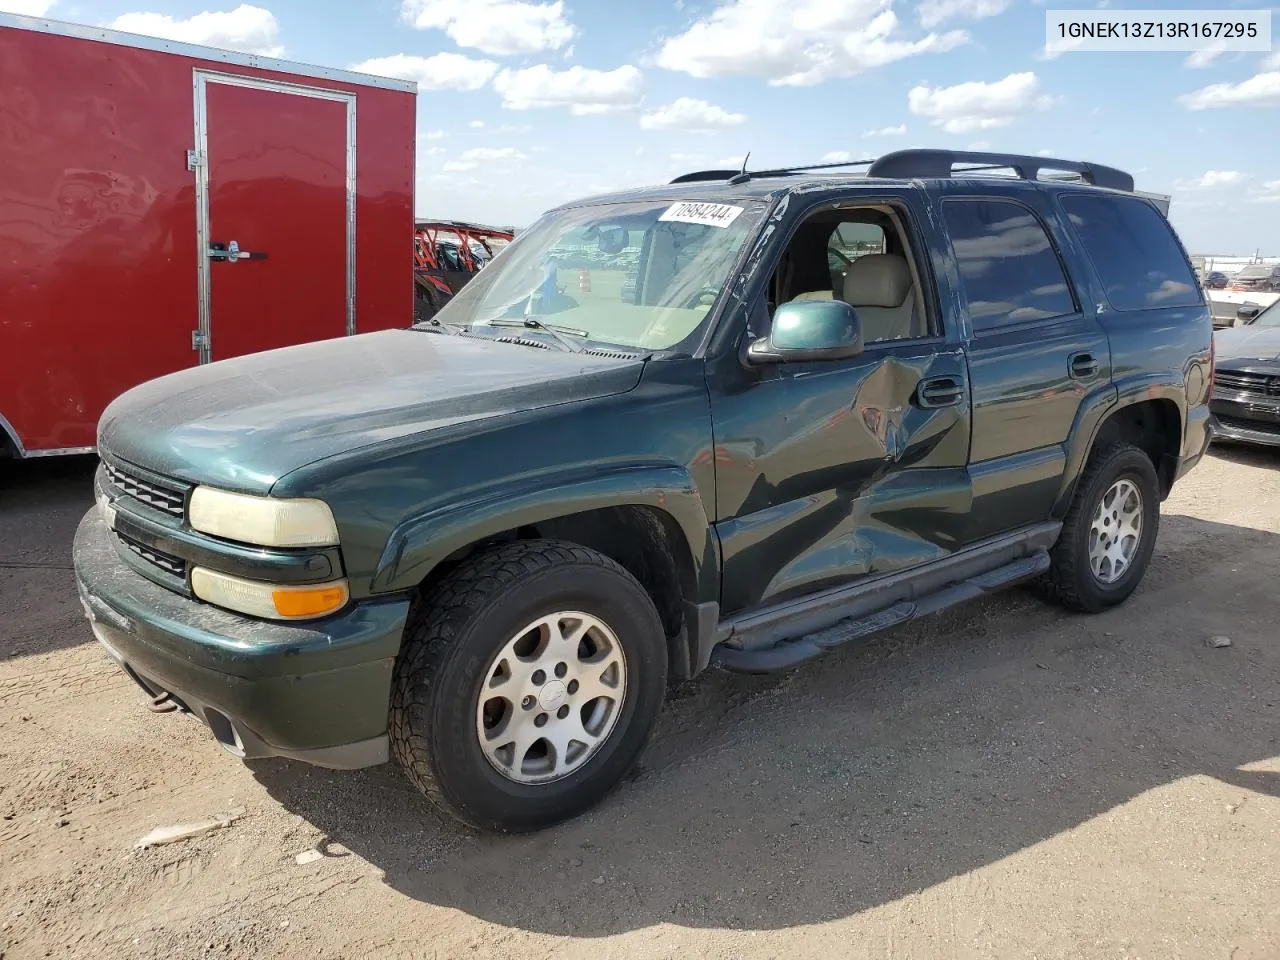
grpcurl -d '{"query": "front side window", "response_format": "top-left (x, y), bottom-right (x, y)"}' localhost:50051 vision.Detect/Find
top-left (942, 199), bottom-right (1076, 331)
top-left (429, 198), bottom-right (767, 351)
top-left (1060, 194), bottom-right (1202, 311)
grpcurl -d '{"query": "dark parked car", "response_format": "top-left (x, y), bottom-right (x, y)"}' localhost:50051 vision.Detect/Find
top-left (1210, 298), bottom-right (1280, 446)
top-left (1230, 263), bottom-right (1280, 293)
top-left (74, 149), bottom-right (1213, 833)
top-left (1204, 271), bottom-right (1229, 290)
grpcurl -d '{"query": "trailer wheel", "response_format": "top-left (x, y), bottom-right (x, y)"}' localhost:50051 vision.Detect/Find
top-left (389, 540), bottom-right (667, 833)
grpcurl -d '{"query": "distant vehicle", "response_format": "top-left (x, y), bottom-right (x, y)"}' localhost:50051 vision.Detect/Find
top-left (1230, 263), bottom-right (1280, 293)
top-left (0, 12), bottom-right (416, 459)
top-left (414, 220), bottom-right (514, 322)
top-left (1204, 271), bottom-right (1229, 290)
top-left (1210, 298), bottom-right (1280, 446)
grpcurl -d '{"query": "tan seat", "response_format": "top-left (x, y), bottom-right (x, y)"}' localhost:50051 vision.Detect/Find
top-left (840, 253), bottom-right (917, 342)
top-left (790, 289), bottom-right (833, 302)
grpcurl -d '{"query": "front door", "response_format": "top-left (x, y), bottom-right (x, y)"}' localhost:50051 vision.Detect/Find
top-left (195, 72), bottom-right (353, 362)
top-left (708, 194), bottom-right (972, 618)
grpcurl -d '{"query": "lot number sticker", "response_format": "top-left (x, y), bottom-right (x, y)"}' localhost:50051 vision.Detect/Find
top-left (659, 202), bottom-right (745, 228)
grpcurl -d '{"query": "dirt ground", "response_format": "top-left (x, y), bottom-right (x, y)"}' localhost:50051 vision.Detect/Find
top-left (1, 448), bottom-right (1277, 960)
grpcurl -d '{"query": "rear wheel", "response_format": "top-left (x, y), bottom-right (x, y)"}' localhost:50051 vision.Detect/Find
top-left (1041, 442), bottom-right (1160, 613)
top-left (389, 540), bottom-right (667, 832)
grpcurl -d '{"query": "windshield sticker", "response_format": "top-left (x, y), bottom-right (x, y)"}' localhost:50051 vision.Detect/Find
top-left (659, 202), bottom-right (745, 229)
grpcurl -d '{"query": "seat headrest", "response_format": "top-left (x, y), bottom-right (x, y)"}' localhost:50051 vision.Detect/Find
top-left (842, 254), bottom-right (912, 308)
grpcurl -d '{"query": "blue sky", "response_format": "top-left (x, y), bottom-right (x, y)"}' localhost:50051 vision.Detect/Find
top-left (6, 0), bottom-right (1279, 252)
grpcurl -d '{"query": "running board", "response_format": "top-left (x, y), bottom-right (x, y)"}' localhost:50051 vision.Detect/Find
top-left (711, 549), bottom-right (1052, 675)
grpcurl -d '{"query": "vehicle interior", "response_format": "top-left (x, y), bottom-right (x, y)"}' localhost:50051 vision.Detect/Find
top-left (765, 204), bottom-right (932, 343)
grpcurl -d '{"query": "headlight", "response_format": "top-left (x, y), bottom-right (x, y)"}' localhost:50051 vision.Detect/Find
top-left (188, 487), bottom-right (339, 548)
top-left (191, 568), bottom-right (349, 620)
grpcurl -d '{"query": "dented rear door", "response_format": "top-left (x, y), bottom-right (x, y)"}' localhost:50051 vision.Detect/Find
top-left (709, 182), bottom-right (972, 619)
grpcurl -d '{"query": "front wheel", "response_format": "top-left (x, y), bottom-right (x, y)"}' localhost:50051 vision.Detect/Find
top-left (389, 540), bottom-right (667, 833)
top-left (1041, 442), bottom-right (1160, 613)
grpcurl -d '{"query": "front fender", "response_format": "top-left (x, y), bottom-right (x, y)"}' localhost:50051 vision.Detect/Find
top-left (370, 462), bottom-right (720, 599)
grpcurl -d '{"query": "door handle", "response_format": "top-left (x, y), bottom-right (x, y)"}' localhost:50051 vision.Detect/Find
top-left (209, 240), bottom-right (268, 263)
top-left (1069, 352), bottom-right (1100, 380)
top-left (915, 377), bottom-right (965, 408)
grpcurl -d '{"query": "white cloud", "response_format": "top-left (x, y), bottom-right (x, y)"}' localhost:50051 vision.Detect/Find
top-left (460, 146), bottom-right (527, 161)
top-left (1184, 43), bottom-right (1227, 69)
top-left (862, 123), bottom-right (907, 137)
top-left (909, 71), bottom-right (1053, 133)
top-left (1179, 170), bottom-right (1246, 189)
top-left (821, 150), bottom-right (853, 163)
top-left (1, 1), bottom-right (57, 13)
top-left (421, 146), bottom-right (447, 157)
top-left (1179, 72), bottom-right (1280, 109)
top-left (1255, 180), bottom-right (1280, 203)
top-left (719, 154), bottom-right (747, 166)
top-left (639, 97), bottom-right (746, 132)
top-left (423, 129), bottom-right (448, 140)
top-left (349, 53), bottom-right (497, 91)
top-left (469, 120), bottom-right (486, 128)
top-left (1036, 147), bottom-right (1053, 156)
top-left (656, 0), bottom-right (969, 87)
top-left (493, 64), bottom-right (644, 115)
top-left (400, 0), bottom-right (574, 56)
top-left (442, 160), bottom-right (478, 172)
top-left (1263, 51), bottom-right (1280, 71)
top-left (967, 139), bottom-right (992, 150)
top-left (109, 5), bottom-right (283, 56)
top-left (918, 0), bottom-right (1009, 28)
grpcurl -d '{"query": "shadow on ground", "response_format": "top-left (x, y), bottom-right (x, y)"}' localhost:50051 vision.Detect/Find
top-left (0, 455), bottom-right (97, 657)
top-left (252, 513), bottom-right (1280, 936)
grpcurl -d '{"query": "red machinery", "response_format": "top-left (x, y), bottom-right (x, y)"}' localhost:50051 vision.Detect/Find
top-left (413, 220), bottom-right (514, 321)
top-left (0, 13), bottom-right (416, 458)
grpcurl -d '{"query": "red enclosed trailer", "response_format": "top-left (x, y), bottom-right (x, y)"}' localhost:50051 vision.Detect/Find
top-left (0, 13), bottom-right (417, 458)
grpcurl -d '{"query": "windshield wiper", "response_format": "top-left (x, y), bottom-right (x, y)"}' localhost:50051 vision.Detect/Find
top-left (487, 317), bottom-right (586, 353)
top-left (414, 315), bottom-right (460, 334)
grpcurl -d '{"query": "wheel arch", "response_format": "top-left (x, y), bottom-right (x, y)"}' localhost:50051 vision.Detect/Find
top-left (1054, 379), bottom-right (1185, 516)
top-left (374, 465), bottom-right (722, 680)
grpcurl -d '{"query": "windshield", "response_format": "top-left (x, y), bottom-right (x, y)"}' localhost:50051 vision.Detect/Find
top-left (1250, 299), bottom-right (1280, 327)
top-left (425, 198), bottom-right (767, 351)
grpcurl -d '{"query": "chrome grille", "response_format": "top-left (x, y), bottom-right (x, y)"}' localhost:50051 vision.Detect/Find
top-left (115, 531), bottom-right (188, 579)
top-left (104, 461), bottom-right (186, 518)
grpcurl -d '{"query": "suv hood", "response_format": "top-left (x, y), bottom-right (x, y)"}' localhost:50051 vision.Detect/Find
top-left (99, 330), bottom-right (645, 494)
top-left (1214, 325), bottom-right (1280, 364)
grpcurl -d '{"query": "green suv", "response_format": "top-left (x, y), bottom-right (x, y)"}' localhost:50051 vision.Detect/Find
top-left (73, 150), bottom-right (1215, 833)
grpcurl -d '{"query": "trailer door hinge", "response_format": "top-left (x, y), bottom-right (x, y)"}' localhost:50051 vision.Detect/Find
top-left (191, 330), bottom-right (209, 350)
top-left (186, 150), bottom-right (205, 171)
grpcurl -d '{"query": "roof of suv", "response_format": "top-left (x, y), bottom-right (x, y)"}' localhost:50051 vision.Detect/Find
top-left (551, 148), bottom-right (1155, 213)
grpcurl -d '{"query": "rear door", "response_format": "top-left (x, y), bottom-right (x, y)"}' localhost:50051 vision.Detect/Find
top-left (931, 185), bottom-right (1111, 539)
top-left (195, 72), bottom-right (353, 362)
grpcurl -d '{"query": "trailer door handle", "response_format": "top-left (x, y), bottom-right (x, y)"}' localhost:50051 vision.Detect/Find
top-left (209, 240), bottom-right (267, 263)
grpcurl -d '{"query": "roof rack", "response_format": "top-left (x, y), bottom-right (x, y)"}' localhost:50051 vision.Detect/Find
top-left (669, 149), bottom-right (1135, 193)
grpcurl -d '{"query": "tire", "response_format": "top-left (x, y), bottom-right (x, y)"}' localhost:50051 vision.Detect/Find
top-left (389, 540), bottom-right (667, 833)
top-left (1040, 442), bottom-right (1160, 613)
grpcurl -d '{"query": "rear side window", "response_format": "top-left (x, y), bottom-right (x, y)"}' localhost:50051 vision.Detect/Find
top-left (1060, 194), bottom-right (1201, 311)
top-left (941, 199), bottom-right (1076, 332)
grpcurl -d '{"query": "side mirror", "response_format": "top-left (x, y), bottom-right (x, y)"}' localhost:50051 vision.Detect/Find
top-left (1237, 302), bottom-right (1262, 324)
top-left (747, 300), bottom-right (864, 364)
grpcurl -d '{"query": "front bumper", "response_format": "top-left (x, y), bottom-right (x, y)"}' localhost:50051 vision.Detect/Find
top-left (1210, 395), bottom-right (1280, 448)
top-left (73, 509), bottom-right (411, 769)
